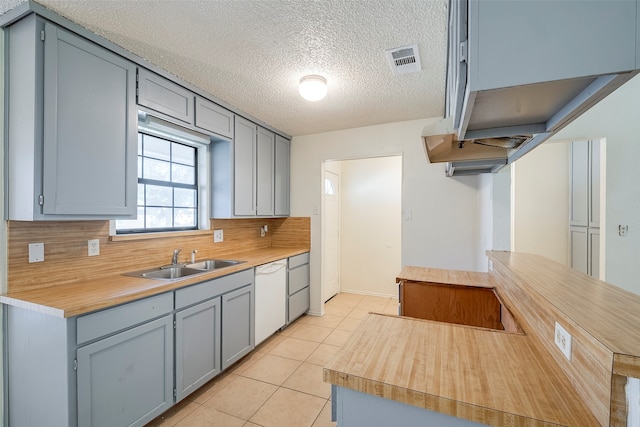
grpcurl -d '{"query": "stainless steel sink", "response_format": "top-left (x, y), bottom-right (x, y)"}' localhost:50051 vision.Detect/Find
top-left (140, 267), bottom-right (204, 280)
top-left (186, 259), bottom-right (245, 271)
top-left (124, 259), bottom-right (245, 281)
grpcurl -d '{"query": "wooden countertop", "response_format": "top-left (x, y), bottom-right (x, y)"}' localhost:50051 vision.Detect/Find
top-left (396, 265), bottom-right (492, 288)
top-left (0, 247), bottom-right (308, 318)
top-left (489, 251), bottom-right (640, 377)
top-left (325, 253), bottom-right (640, 426)
top-left (324, 313), bottom-right (600, 426)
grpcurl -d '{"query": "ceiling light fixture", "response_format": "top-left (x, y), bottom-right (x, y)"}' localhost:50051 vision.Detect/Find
top-left (299, 75), bottom-right (328, 101)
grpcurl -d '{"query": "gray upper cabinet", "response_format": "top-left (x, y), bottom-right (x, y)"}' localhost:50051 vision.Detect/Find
top-left (234, 116), bottom-right (258, 215)
top-left (6, 16), bottom-right (137, 220)
top-left (274, 135), bottom-right (291, 216)
top-left (195, 96), bottom-right (235, 139)
top-left (257, 127), bottom-right (275, 216)
top-left (137, 68), bottom-right (194, 124)
top-left (212, 116), bottom-right (289, 218)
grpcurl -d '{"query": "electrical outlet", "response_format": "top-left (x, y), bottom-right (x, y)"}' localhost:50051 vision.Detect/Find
top-left (88, 239), bottom-right (100, 256)
top-left (28, 243), bottom-right (45, 263)
top-left (554, 321), bottom-right (572, 361)
top-left (214, 229), bottom-right (224, 243)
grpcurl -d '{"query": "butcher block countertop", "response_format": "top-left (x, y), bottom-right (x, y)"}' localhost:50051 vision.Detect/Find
top-left (324, 313), bottom-right (599, 426)
top-left (0, 247), bottom-right (308, 318)
top-left (324, 251), bottom-right (640, 427)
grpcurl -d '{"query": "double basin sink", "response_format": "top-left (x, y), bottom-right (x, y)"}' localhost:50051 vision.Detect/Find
top-left (125, 259), bottom-right (245, 281)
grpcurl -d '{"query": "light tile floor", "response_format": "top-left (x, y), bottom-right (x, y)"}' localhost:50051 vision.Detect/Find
top-left (146, 292), bottom-right (399, 427)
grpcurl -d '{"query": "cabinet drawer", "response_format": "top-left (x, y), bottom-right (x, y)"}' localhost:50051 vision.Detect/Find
top-left (288, 287), bottom-right (310, 323)
top-left (176, 269), bottom-right (254, 310)
top-left (137, 68), bottom-right (194, 124)
top-left (77, 292), bottom-right (173, 345)
top-left (195, 96), bottom-right (234, 138)
top-left (288, 263), bottom-right (310, 295)
top-left (289, 252), bottom-right (309, 269)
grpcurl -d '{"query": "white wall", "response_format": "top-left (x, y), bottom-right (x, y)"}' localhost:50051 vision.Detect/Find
top-left (291, 118), bottom-right (484, 315)
top-left (492, 166), bottom-right (511, 251)
top-left (549, 73), bottom-right (640, 294)
top-left (511, 141), bottom-right (570, 266)
top-left (339, 156), bottom-right (402, 297)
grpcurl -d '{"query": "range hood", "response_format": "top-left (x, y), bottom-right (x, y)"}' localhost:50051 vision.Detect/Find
top-left (423, 117), bottom-right (532, 176)
top-left (427, 0), bottom-right (640, 176)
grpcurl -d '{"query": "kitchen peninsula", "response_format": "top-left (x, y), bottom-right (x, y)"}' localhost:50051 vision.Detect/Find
top-left (324, 251), bottom-right (640, 426)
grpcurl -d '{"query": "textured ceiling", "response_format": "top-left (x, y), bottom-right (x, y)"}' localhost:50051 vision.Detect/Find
top-left (2, 0), bottom-right (448, 137)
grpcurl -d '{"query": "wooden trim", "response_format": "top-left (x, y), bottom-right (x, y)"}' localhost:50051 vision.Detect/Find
top-left (110, 229), bottom-right (212, 242)
top-left (610, 374), bottom-right (627, 426)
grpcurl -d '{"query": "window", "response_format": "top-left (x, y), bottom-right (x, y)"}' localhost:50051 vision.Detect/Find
top-left (116, 132), bottom-right (198, 233)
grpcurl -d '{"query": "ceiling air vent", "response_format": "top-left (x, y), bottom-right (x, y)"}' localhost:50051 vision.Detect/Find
top-left (386, 44), bottom-right (421, 75)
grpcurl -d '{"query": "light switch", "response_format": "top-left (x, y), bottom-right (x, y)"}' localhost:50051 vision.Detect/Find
top-left (29, 243), bottom-right (45, 263)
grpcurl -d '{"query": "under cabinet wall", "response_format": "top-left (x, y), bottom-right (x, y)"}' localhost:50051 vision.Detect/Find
top-left (6, 217), bottom-right (310, 293)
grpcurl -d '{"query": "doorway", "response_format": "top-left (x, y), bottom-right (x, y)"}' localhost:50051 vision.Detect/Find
top-left (321, 156), bottom-right (402, 302)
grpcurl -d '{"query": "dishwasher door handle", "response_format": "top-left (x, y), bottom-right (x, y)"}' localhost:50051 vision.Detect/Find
top-left (256, 262), bottom-right (287, 275)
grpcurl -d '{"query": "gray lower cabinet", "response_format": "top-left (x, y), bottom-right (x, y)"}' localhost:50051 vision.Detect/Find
top-left (333, 387), bottom-right (488, 427)
top-left (222, 284), bottom-right (256, 369)
top-left (77, 315), bottom-right (174, 427)
top-left (5, 269), bottom-right (255, 427)
top-left (287, 252), bottom-right (310, 324)
top-left (6, 15), bottom-right (137, 220)
top-left (175, 297), bottom-right (222, 402)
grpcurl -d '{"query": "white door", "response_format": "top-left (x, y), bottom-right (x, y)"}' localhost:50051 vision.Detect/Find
top-left (323, 170), bottom-right (340, 301)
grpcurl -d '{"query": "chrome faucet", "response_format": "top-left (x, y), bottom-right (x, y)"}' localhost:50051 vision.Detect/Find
top-left (172, 248), bottom-right (182, 265)
top-left (191, 249), bottom-right (198, 264)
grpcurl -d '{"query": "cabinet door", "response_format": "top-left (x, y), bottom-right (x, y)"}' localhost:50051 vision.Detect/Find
top-left (275, 135), bottom-right (291, 216)
top-left (234, 116), bottom-right (257, 215)
top-left (222, 284), bottom-right (255, 369)
top-left (257, 127), bottom-right (275, 216)
top-left (137, 68), bottom-right (194, 124)
top-left (570, 141), bottom-right (589, 226)
top-left (77, 315), bottom-right (173, 427)
top-left (42, 23), bottom-right (137, 217)
top-left (588, 228), bottom-right (600, 279)
top-left (195, 96), bottom-right (234, 138)
top-left (589, 140), bottom-right (601, 228)
top-left (570, 226), bottom-right (588, 275)
top-left (175, 297), bottom-right (221, 402)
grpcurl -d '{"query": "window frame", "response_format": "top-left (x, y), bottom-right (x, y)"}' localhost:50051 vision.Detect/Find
top-left (113, 114), bottom-right (211, 235)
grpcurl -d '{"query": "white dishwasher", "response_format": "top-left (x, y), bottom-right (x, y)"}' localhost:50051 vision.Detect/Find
top-left (254, 259), bottom-right (287, 345)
